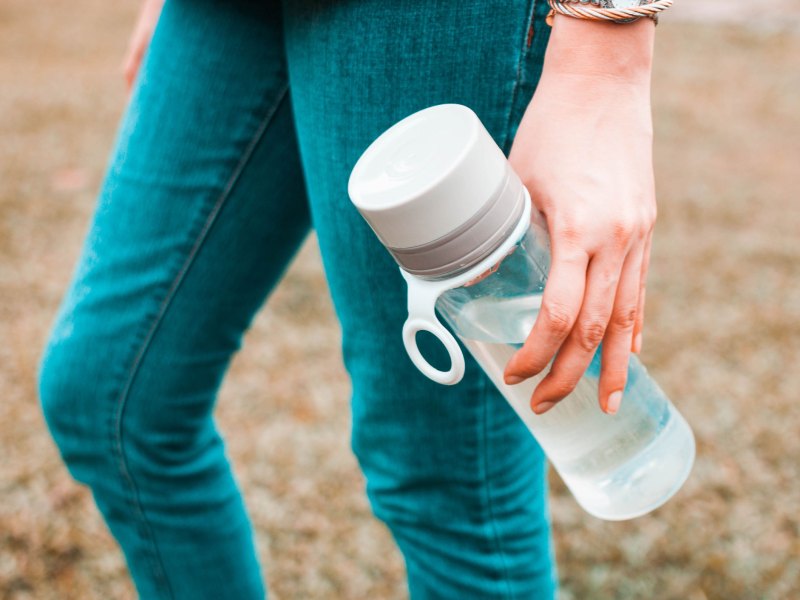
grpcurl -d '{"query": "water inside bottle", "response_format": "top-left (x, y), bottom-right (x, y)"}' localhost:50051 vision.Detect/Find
top-left (450, 294), bottom-right (695, 520)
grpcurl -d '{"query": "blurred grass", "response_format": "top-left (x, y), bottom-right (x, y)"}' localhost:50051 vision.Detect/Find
top-left (1, 2), bottom-right (799, 599)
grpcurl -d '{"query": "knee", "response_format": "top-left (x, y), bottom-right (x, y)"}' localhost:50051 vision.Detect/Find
top-left (349, 390), bottom-right (471, 531)
top-left (37, 329), bottom-right (109, 479)
top-left (38, 330), bottom-right (215, 489)
top-left (37, 335), bottom-right (122, 488)
top-left (349, 379), bottom-right (551, 532)
top-left (350, 390), bottom-right (556, 598)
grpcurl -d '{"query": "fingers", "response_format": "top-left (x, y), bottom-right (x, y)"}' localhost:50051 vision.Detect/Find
top-left (122, 43), bottom-right (145, 91)
top-left (598, 239), bottom-right (646, 414)
top-left (501, 193), bottom-right (654, 416)
top-left (632, 229), bottom-right (653, 354)
top-left (503, 243), bottom-right (589, 384)
top-left (121, 0), bottom-right (164, 91)
top-left (528, 253), bottom-right (623, 413)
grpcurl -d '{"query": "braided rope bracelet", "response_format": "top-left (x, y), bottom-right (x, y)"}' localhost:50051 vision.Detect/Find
top-left (546, 0), bottom-right (674, 25)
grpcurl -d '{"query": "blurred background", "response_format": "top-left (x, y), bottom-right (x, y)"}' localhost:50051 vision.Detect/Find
top-left (1, 1), bottom-right (798, 598)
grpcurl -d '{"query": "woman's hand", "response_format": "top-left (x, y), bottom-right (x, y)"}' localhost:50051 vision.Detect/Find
top-left (503, 15), bottom-right (657, 416)
top-left (121, 0), bottom-right (164, 91)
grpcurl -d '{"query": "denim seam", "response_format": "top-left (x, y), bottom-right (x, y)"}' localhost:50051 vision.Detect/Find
top-left (108, 82), bottom-right (290, 600)
top-left (500, 0), bottom-right (538, 155)
top-left (480, 375), bottom-right (515, 599)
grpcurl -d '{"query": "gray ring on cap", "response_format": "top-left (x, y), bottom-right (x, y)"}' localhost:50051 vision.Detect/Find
top-left (387, 165), bottom-right (526, 279)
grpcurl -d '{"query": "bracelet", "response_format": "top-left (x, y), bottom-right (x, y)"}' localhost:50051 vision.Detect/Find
top-left (546, 0), bottom-right (674, 26)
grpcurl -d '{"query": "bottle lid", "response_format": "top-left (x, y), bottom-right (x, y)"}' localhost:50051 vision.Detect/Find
top-left (348, 104), bottom-right (525, 279)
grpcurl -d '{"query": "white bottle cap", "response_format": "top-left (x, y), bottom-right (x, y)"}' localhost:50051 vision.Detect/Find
top-left (348, 104), bottom-right (525, 279)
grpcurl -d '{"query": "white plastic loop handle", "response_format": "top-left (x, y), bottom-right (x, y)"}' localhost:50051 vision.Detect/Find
top-left (397, 194), bottom-right (532, 386)
top-left (400, 269), bottom-right (465, 385)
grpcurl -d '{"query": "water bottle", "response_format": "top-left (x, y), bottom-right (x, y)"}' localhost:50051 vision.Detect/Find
top-left (347, 104), bottom-right (695, 520)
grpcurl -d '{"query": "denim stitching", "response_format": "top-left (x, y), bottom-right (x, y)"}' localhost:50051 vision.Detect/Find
top-left (501, 0), bottom-right (538, 156)
top-left (109, 83), bottom-right (290, 599)
top-left (480, 374), bottom-right (515, 599)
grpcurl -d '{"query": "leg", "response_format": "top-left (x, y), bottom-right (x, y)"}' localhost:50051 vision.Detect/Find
top-left (283, 0), bottom-right (556, 597)
top-left (37, 1), bottom-right (308, 597)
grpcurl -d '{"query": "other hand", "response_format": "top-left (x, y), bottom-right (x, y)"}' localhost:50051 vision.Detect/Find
top-left (121, 0), bottom-right (164, 91)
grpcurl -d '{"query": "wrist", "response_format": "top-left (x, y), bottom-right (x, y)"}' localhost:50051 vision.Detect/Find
top-left (542, 13), bottom-right (655, 84)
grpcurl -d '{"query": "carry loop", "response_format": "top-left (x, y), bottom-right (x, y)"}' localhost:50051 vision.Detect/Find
top-left (399, 195), bottom-right (533, 386)
top-left (400, 269), bottom-right (466, 385)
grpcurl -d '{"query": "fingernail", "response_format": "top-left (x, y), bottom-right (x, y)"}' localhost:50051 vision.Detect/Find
top-left (505, 374), bottom-right (525, 385)
top-left (533, 401), bottom-right (555, 414)
top-left (606, 391), bottom-right (622, 415)
top-left (633, 332), bottom-right (642, 354)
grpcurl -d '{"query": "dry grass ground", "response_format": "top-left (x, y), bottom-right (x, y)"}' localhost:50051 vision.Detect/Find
top-left (1, 2), bottom-right (798, 599)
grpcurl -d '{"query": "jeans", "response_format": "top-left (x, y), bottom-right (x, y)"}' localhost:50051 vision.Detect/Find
top-left (37, 0), bottom-right (555, 597)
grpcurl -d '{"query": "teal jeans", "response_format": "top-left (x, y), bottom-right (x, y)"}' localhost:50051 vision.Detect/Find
top-left (37, 0), bottom-right (556, 597)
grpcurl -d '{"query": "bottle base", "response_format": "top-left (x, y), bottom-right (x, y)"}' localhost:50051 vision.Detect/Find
top-left (561, 411), bottom-right (696, 521)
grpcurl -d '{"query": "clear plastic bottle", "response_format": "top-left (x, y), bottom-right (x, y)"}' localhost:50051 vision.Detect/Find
top-left (349, 103), bottom-right (695, 520)
top-left (432, 205), bottom-right (695, 520)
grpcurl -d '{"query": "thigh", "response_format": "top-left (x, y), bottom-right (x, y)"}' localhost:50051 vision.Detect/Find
top-left (282, 0), bottom-right (551, 367)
